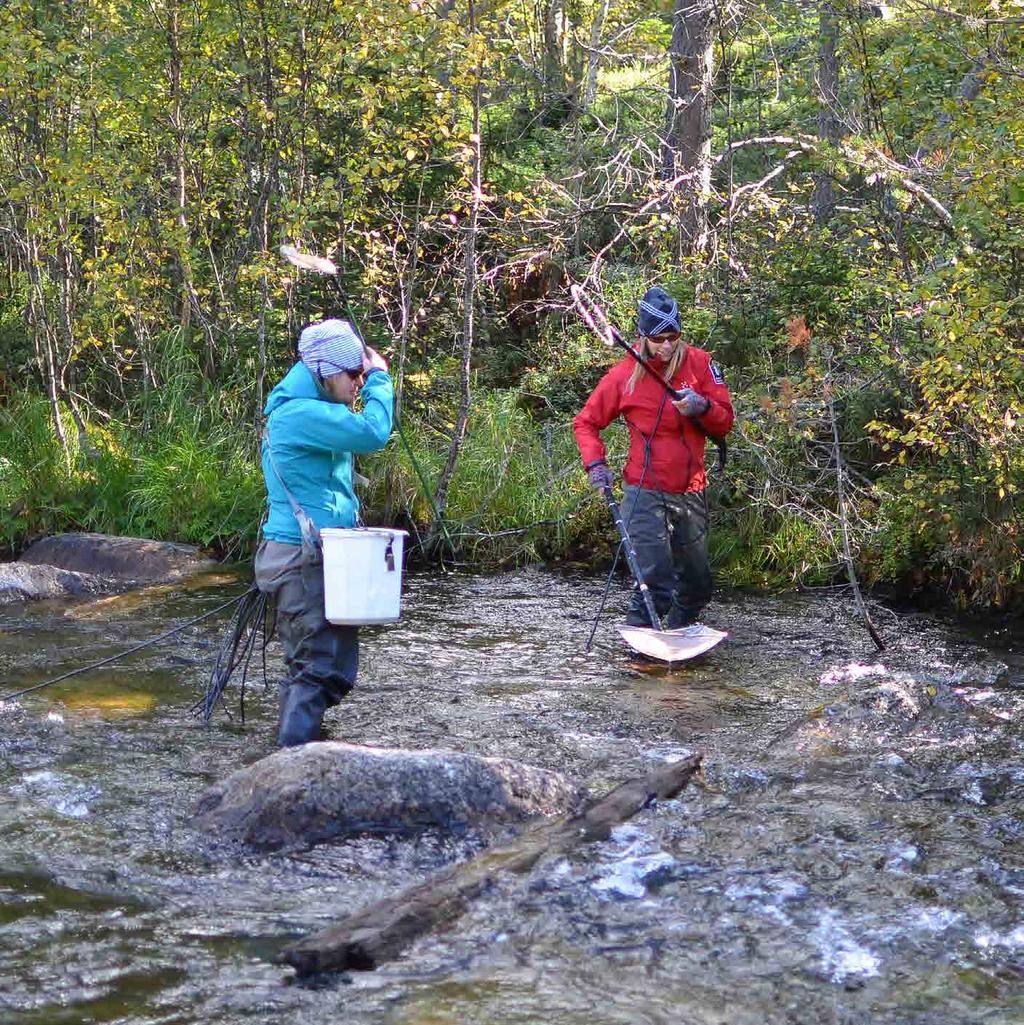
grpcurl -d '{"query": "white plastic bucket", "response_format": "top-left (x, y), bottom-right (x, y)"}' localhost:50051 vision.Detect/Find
top-left (320, 527), bottom-right (408, 625)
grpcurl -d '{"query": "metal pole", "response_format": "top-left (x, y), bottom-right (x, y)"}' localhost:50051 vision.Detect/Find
top-left (601, 484), bottom-right (663, 631)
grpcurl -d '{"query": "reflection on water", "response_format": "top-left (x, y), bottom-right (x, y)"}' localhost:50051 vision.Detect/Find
top-left (60, 690), bottom-right (159, 717)
top-left (1, 568), bottom-right (1023, 1024)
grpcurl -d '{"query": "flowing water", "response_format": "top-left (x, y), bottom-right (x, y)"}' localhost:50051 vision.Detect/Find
top-left (1, 568), bottom-right (1022, 1024)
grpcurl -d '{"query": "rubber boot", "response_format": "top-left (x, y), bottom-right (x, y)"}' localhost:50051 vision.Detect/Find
top-left (277, 682), bottom-right (329, 747)
top-left (625, 604), bottom-right (653, 628)
top-left (664, 602), bottom-right (698, 630)
top-left (626, 588), bottom-right (671, 629)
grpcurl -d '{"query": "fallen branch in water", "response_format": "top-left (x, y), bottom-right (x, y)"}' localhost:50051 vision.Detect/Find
top-left (277, 754), bottom-right (703, 977)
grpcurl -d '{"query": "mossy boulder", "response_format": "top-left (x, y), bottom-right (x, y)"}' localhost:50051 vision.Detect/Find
top-left (194, 742), bottom-right (586, 851)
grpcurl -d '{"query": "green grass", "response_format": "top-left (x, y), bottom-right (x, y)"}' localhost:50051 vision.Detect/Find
top-left (363, 388), bottom-right (615, 565)
top-left (0, 379), bottom-right (617, 570)
top-left (0, 392), bottom-right (264, 560)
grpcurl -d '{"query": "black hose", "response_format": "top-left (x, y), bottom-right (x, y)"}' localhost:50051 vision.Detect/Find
top-left (192, 584), bottom-right (270, 723)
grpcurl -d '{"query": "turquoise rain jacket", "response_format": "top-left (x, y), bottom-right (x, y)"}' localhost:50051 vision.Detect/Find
top-left (261, 362), bottom-right (394, 545)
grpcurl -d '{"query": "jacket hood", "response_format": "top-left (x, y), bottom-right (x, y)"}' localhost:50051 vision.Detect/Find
top-left (264, 361), bottom-right (322, 416)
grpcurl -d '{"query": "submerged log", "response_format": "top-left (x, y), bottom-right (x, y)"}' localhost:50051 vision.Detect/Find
top-left (278, 754), bottom-right (702, 977)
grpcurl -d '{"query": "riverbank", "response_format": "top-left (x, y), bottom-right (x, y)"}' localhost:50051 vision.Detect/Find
top-left (4, 390), bottom-right (1023, 617)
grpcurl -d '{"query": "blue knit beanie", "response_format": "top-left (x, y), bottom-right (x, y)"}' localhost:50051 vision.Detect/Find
top-left (637, 287), bottom-right (680, 337)
top-left (297, 319), bottom-right (365, 378)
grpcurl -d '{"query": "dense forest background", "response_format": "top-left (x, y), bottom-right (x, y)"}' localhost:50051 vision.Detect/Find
top-left (0, 0), bottom-right (1021, 610)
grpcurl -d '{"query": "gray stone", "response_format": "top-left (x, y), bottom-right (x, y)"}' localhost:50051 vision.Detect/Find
top-left (778, 674), bottom-right (978, 757)
top-left (0, 562), bottom-right (119, 605)
top-left (193, 742), bottom-right (587, 851)
top-left (20, 533), bottom-right (215, 583)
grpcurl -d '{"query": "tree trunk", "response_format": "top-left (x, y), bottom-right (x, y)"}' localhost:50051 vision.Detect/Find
top-left (395, 184), bottom-right (425, 426)
top-left (583, 0), bottom-right (610, 110)
top-left (812, 3), bottom-right (841, 223)
top-left (278, 755), bottom-right (703, 977)
top-left (253, 0), bottom-right (278, 426)
top-left (431, 0), bottom-right (482, 540)
top-left (25, 231), bottom-right (71, 469)
top-left (662, 0), bottom-right (716, 261)
top-left (913, 46), bottom-right (1003, 163)
top-left (165, 0), bottom-right (194, 339)
top-left (56, 226), bottom-right (91, 458)
top-left (543, 0), bottom-right (565, 104)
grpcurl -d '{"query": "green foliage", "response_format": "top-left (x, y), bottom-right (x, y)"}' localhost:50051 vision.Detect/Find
top-left (0, 398), bottom-right (79, 555)
top-left (0, 389), bottom-right (263, 560)
top-left (0, 0), bottom-right (1022, 609)
top-left (711, 503), bottom-right (837, 592)
top-left (362, 388), bottom-right (616, 566)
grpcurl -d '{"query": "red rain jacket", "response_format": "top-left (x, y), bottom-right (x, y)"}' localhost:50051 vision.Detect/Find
top-left (573, 346), bottom-right (734, 494)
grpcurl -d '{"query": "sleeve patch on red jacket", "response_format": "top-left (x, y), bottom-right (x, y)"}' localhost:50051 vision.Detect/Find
top-left (710, 361), bottom-right (725, 385)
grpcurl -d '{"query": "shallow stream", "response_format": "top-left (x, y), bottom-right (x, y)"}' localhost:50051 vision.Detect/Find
top-left (1, 569), bottom-right (1023, 1024)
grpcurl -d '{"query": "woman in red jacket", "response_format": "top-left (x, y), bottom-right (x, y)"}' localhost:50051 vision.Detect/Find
top-left (573, 286), bottom-right (734, 629)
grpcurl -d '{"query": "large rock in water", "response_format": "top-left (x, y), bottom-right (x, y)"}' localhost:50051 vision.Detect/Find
top-left (19, 532), bottom-right (215, 583)
top-left (193, 742), bottom-right (587, 851)
top-left (0, 561), bottom-right (118, 605)
top-left (0, 532), bottom-right (218, 603)
top-left (773, 668), bottom-right (976, 757)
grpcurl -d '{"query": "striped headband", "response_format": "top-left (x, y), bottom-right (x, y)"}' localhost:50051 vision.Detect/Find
top-left (297, 319), bottom-right (365, 378)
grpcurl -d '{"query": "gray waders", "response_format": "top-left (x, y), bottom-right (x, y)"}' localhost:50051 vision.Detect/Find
top-left (619, 484), bottom-right (713, 629)
top-left (256, 428), bottom-right (358, 747)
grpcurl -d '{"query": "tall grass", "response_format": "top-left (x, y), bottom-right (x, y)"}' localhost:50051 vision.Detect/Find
top-left (0, 360), bottom-right (623, 568)
top-left (709, 501), bottom-right (839, 591)
top-left (0, 362), bottom-right (854, 585)
top-left (0, 329), bottom-right (266, 558)
top-left (0, 394), bottom-right (265, 559)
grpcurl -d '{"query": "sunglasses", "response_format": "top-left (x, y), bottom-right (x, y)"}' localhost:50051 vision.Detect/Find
top-left (317, 360), bottom-right (365, 383)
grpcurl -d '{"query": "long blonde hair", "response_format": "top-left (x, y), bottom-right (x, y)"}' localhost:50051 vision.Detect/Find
top-left (625, 337), bottom-right (686, 395)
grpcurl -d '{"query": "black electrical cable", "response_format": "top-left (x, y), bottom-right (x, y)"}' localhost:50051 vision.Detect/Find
top-left (192, 584), bottom-right (269, 723)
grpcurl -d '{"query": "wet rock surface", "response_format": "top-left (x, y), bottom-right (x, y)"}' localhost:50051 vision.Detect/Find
top-left (194, 741), bottom-right (586, 850)
top-left (1, 532), bottom-right (217, 604)
top-left (19, 532), bottom-right (216, 583)
top-left (0, 561), bottom-right (119, 604)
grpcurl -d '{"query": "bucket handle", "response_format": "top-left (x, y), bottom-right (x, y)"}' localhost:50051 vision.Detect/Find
top-left (385, 537), bottom-right (396, 572)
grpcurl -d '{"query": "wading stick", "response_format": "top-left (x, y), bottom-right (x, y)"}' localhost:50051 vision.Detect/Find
top-left (601, 484), bottom-right (663, 631)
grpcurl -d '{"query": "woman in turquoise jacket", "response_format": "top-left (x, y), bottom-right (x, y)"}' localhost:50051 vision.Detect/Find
top-left (255, 318), bottom-right (394, 746)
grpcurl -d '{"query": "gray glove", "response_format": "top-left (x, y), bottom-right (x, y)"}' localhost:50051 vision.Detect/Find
top-left (587, 462), bottom-right (614, 490)
top-left (673, 388), bottom-right (710, 418)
